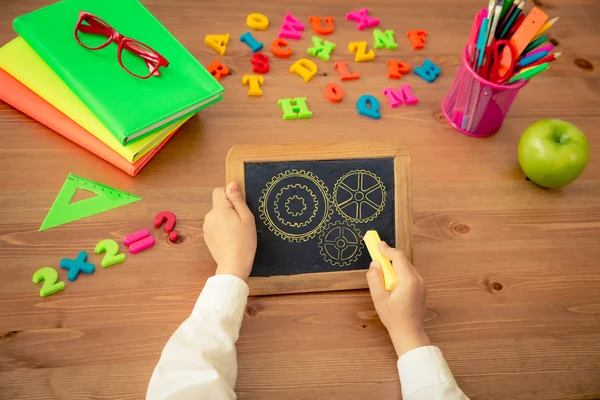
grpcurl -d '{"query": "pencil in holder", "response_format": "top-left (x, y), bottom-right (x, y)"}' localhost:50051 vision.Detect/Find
top-left (442, 46), bottom-right (528, 137)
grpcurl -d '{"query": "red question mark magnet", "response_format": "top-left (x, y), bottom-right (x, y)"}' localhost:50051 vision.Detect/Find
top-left (154, 211), bottom-right (178, 242)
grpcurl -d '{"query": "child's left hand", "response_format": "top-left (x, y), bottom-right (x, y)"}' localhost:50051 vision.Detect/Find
top-left (203, 182), bottom-right (257, 281)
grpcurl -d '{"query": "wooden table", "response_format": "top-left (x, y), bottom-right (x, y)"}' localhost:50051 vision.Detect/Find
top-left (1, 0), bottom-right (599, 399)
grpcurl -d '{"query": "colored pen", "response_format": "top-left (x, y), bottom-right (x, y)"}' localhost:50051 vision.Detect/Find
top-left (484, 0), bottom-right (496, 48)
top-left (471, 8), bottom-right (488, 67)
top-left (520, 52), bottom-right (562, 69)
top-left (496, 0), bottom-right (522, 38)
top-left (476, 17), bottom-right (490, 69)
top-left (505, 13), bottom-right (525, 40)
top-left (516, 50), bottom-right (548, 68)
top-left (487, 0), bottom-right (497, 23)
top-left (468, 11), bottom-right (484, 59)
top-left (487, 0), bottom-right (505, 45)
top-left (499, 0), bottom-right (514, 22)
top-left (522, 35), bottom-right (547, 54)
top-left (535, 16), bottom-right (559, 38)
top-left (523, 44), bottom-right (553, 58)
top-left (499, 0), bottom-right (525, 39)
top-left (508, 62), bottom-right (549, 82)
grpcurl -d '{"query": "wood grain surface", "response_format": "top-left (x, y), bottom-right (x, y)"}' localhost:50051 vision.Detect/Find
top-left (1, 0), bottom-right (599, 399)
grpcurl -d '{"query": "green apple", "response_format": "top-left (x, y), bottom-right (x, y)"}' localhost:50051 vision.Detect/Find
top-left (518, 119), bottom-right (589, 189)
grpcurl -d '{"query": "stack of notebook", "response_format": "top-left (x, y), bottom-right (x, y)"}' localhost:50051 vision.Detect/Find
top-left (0, 0), bottom-right (223, 176)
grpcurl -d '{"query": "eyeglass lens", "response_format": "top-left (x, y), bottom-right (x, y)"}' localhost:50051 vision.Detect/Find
top-left (76, 15), bottom-right (112, 49)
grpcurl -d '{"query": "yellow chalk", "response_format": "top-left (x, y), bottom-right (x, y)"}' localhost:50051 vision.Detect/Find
top-left (363, 230), bottom-right (397, 291)
top-left (247, 13), bottom-right (269, 30)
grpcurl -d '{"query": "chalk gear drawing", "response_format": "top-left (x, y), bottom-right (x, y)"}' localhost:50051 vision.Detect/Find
top-left (259, 170), bottom-right (332, 242)
top-left (285, 194), bottom-right (307, 217)
top-left (274, 184), bottom-right (318, 228)
top-left (319, 221), bottom-right (364, 267)
top-left (333, 169), bottom-right (386, 223)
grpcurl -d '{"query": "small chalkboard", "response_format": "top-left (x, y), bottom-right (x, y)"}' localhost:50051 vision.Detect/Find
top-left (226, 143), bottom-right (413, 296)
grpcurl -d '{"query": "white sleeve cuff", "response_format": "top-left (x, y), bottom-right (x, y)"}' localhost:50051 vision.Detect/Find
top-left (397, 346), bottom-right (457, 398)
top-left (193, 274), bottom-right (249, 327)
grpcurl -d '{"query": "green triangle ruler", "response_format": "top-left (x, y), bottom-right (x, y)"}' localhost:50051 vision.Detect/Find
top-left (39, 174), bottom-right (142, 231)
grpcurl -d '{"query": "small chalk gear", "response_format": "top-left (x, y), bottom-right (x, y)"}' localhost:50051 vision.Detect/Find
top-left (318, 221), bottom-right (364, 267)
top-left (332, 169), bottom-right (386, 223)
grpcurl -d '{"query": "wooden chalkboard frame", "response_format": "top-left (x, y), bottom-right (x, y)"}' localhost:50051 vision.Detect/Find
top-left (226, 142), bottom-right (413, 296)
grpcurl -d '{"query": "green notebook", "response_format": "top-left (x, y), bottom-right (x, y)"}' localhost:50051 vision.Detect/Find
top-left (13, 0), bottom-right (223, 145)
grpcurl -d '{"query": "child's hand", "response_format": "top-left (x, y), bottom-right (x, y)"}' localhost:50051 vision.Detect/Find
top-left (203, 182), bottom-right (257, 281)
top-left (366, 241), bottom-right (431, 358)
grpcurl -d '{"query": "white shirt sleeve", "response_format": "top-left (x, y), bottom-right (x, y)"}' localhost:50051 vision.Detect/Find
top-left (146, 274), bottom-right (249, 400)
top-left (398, 346), bottom-right (469, 400)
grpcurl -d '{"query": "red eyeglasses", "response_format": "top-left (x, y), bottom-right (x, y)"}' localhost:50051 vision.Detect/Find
top-left (74, 11), bottom-right (169, 79)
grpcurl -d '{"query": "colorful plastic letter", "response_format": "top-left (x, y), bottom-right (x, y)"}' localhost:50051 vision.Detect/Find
top-left (206, 59), bottom-right (229, 81)
top-left (247, 13), bottom-right (269, 30)
top-left (153, 211), bottom-right (178, 242)
top-left (152, 213), bottom-right (173, 241)
top-left (383, 84), bottom-right (418, 108)
top-left (334, 62), bottom-right (360, 80)
top-left (415, 58), bottom-right (441, 82)
top-left (279, 26), bottom-right (302, 40)
top-left (373, 29), bottom-right (398, 49)
top-left (242, 75), bottom-right (264, 96)
top-left (251, 53), bottom-right (270, 74)
top-left (271, 39), bottom-right (292, 58)
top-left (60, 251), bottom-right (95, 281)
top-left (283, 11), bottom-right (304, 30)
top-left (279, 12), bottom-right (305, 40)
top-left (324, 83), bottom-right (344, 103)
top-left (204, 34), bottom-right (230, 56)
top-left (357, 95), bottom-right (381, 119)
top-left (160, 214), bottom-right (180, 238)
top-left (307, 36), bottom-right (336, 61)
top-left (308, 16), bottom-right (335, 35)
top-left (345, 8), bottom-right (380, 31)
top-left (348, 41), bottom-right (375, 62)
top-left (240, 32), bottom-right (263, 53)
top-left (289, 59), bottom-right (317, 82)
top-left (124, 229), bottom-right (150, 246)
top-left (382, 88), bottom-right (402, 108)
top-left (32, 267), bottom-right (66, 297)
top-left (399, 85), bottom-right (418, 105)
top-left (129, 236), bottom-right (155, 254)
top-left (95, 239), bottom-right (126, 267)
top-left (277, 98), bottom-right (312, 120)
top-left (387, 60), bottom-right (410, 79)
top-left (407, 30), bottom-right (428, 50)
top-left (271, 38), bottom-right (292, 58)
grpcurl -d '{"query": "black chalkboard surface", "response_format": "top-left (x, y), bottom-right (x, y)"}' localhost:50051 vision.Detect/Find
top-left (245, 158), bottom-right (396, 277)
top-left (226, 142), bottom-right (412, 296)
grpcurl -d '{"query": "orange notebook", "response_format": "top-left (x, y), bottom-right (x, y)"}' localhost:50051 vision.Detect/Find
top-left (0, 68), bottom-right (184, 176)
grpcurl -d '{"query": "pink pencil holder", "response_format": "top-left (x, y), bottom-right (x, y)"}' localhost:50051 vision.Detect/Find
top-left (442, 47), bottom-right (528, 137)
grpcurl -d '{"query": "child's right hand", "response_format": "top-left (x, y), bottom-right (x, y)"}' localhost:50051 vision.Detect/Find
top-left (203, 182), bottom-right (257, 281)
top-left (366, 241), bottom-right (431, 358)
